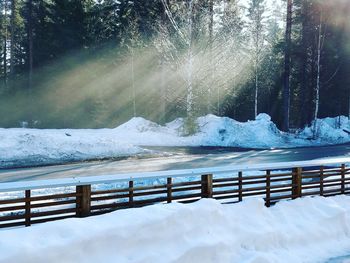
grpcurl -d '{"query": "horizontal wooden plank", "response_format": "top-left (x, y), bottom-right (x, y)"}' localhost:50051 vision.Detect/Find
top-left (91, 197), bottom-right (169, 210)
top-left (323, 190), bottom-right (350, 197)
top-left (302, 184), bottom-right (320, 190)
top-left (0, 198), bottom-right (27, 205)
top-left (30, 199), bottom-right (76, 209)
top-left (30, 208), bottom-right (77, 218)
top-left (213, 182), bottom-right (239, 188)
top-left (172, 180), bottom-right (202, 187)
top-left (91, 188), bottom-right (130, 195)
top-left (213, 177), bottom-right (238, 183)
top-left (0, 204), bottom-right (26, 212)
top-left (270, 188), bottom-right (293, 194)
top-left (301, 167), bottom-right (347, 175)
top-left (302, 171), bottom-right (348, 179)
top-left (171, 186), bottom-right (202, 193)
top-left (301, 190), bottom-right (321, 196)
top-left (30, 192), bottom-right (79, 202)
top-left (0, 221), bottom-right (25, 228)
top-left (241, 179), bottom-right (267, 186)
top-left (133, 189), bottom-right (168, 197)
top-left (91, 181), bottom-right (201, 197)
top-left (213, 189), bottom-right (239, 195)
top-left (91, 193), bottom-right (130, 202)
top-left (270, 177), bottom-right (292, 183)
top-left (0, 214), bottom-right (25, 222)
top-left (241, 191), bottom-right (266, 197)
top-left (242, 186), bottom-right (267, 192)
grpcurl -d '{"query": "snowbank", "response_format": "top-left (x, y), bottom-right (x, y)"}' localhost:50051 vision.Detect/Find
top-left (112, 114), bottom-right (290, 148)
top-left (1, 114), bottom-right (350, 168)
top-left (113, 114), bottom-right (350, 148)
top-left (0, 128), bottom-right (146, 168)
top-left (1, 196), bottom-right (350, 263)
top-left (300, 116), bottom-right (350, 144)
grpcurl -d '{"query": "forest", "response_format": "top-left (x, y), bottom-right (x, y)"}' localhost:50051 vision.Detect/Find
top-left (0, 0), bottom-right (349, 131)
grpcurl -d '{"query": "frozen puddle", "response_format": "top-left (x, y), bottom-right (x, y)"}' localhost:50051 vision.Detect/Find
top-left (326, 255), bottom-right (350, 263)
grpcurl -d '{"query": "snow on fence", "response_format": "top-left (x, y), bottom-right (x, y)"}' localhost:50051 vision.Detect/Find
top-left (1, 158), bottom-right (350, 229)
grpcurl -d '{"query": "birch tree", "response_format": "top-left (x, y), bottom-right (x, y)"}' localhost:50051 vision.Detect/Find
top-left (313, 7), bottom-right (326, 137)
top-left (247, 0), bottom-right (266, 119)
top-left (282, 0), bottom-right (293, 131)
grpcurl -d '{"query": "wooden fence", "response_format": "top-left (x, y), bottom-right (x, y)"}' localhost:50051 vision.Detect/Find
top-left (0, 159), bottom-right (350, 229)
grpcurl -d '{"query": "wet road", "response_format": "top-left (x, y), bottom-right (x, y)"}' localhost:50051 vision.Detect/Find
top-left (1, 144), bottom-right (350, 183)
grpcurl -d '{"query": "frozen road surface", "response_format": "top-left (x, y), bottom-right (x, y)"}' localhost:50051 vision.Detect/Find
top-left (1, 144), bottom-right (350, 183)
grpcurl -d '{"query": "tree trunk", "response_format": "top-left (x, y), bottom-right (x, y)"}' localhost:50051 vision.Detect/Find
top-left (255, 60), bottom-right (258, 119)
top-left (3, 0), bottom-right (8, 87)
top-left (300, 0), bottom-right (309, 127)
top-left (131, 47), bottom-right (136, 117)
top-left (10, 0), bottom-right (15, 76)
top-left (159, 0), bottom-right (169, 123)
top-left (313, 10), bottom-right (323, 137)
top-left (28, 0), bottom-right (33, 123)
top-left (28, 0), bottom-right (33, 91)
top-left (208, 0), bottom-right (213, 114)
top-left (282, 0), bottom-right (292, 131)
top-left (186, 0), bottom-right (194, 119)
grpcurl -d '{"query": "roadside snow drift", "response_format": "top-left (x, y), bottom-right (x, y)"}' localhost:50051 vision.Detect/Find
top-left (113, 114), bottom-right (350, 148)
top-left (0, 196), bottom-right (350, 263)
top-left (113, 114), bottom-right (291, 147)
top-left (1, 114), bottom-right (350, 168)
top-left (0, 128), bottom-right (145, 168)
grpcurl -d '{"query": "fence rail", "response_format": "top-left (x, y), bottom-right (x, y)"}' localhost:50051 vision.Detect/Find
top-left (0, 158), bottom-right (350, 229)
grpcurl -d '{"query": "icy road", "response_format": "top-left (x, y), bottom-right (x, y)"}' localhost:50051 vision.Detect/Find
top-left (1, 143), bottom-right (350, 183)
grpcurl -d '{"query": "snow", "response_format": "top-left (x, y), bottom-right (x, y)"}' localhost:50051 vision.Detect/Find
top-left (0, 128), bottom-right (146, 168)
top-left (1, 196), bottom-right (350, 263)
top-left (113, 114), bottom-right (350, 148)
top-left (1, 114), bottom-right (350, 168)
top-left (300, 116), bottom-right (350, 144)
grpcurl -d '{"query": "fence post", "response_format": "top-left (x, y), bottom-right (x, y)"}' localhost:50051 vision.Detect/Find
top-left (25, 190), bottom-right (31, 227)
top-left (292, 168), bottom-right (302, 199)
top-left (238, 171), bottom-right (243, 202)
top-left (129, 181), bottom-right (134, 207)
top-left (167, 177), bottom-right (172, 203)
top-left (76, 185), bottom-right (91, 217)
top-left (265, 170), bottom-right (271, 207)
top-left (341, 164), bottom-right (345, 194)
top-left (201, 174), bottom-right (213, 198)
top-left (320, 166), bottom-right (324, 196)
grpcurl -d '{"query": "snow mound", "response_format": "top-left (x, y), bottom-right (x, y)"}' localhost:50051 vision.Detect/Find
top-left (1, 196), bottom-right (350, 263)
top-left (2, 114), bottom-right (350, 168)
top-left (255, 113), bottom-right (271, 121)
top-left (195, 114), bottom-right (284, 148)
top-left (113, 113), bottom-right (288, 148)
top-left (115, 117), bottom-right (161, 133)
top-left (112, 114), bottom-right (350, 148)
top-left (300, 116), bottom-right (350, 144)
top-left (0, 128), bottom-right (145, 168)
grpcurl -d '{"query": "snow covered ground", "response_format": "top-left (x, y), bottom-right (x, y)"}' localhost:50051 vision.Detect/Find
top-left (113, 114), bottom-right (350, 148)
top-left (0, 196), bottom-right (350, 263)
top-left (0, 128), bottom-right (147, 168)
top-left (1, 114), bottom-right (350, 168)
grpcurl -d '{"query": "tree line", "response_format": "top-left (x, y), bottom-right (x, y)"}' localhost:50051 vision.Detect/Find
top-left (0, 0), bottom-right (349, 131)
